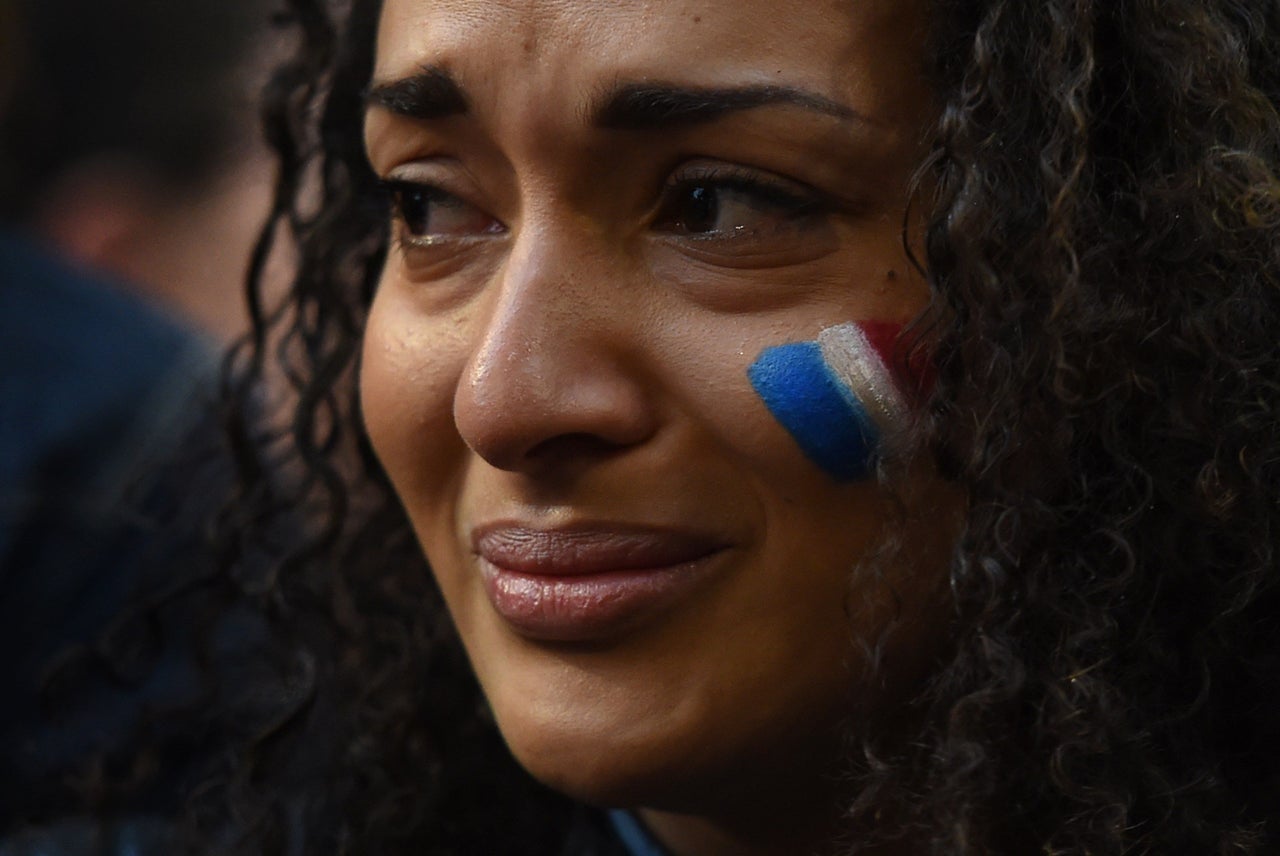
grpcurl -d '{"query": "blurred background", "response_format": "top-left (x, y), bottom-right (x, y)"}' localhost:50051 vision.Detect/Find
top-left (0, 0), bottom-right (286, 851)
top-left (1, 0), bottom-right (276, 340)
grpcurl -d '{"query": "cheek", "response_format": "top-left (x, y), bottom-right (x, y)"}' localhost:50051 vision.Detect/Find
top-left (747, 321), bottom-right (919, 483)
top-left (359, 289), bottom-right (469, 506)
top-left (684, 322), bottom-right (944, 659)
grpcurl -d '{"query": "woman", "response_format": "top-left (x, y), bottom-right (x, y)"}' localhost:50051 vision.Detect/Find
top-left (209, 0), bottom-right (1280, 852)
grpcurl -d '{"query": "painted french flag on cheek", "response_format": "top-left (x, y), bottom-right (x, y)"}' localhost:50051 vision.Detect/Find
top-left (746, 321), bottom-right (911, 482)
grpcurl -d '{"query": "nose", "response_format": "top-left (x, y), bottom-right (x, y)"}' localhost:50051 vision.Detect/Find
top-left (452, 230), bottom-right (658, 473)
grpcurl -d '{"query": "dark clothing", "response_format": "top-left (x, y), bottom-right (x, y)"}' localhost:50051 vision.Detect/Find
top-left (0, 232), bottom-right (220, 848)
top-left (0, 233), bottom-right (215, 562)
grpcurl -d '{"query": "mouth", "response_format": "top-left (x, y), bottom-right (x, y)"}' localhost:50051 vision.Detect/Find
top-left (472, 524), bottom-right (732, 642)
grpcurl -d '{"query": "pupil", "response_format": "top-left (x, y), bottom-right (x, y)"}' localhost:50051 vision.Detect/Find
top-left (401, 189), bottom-right (431, 235)
top-left (684, 185), bottom-right (718, 233)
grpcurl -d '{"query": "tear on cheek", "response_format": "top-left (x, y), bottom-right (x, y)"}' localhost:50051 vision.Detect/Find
top-left (746, 321), bottom-right (912, 482)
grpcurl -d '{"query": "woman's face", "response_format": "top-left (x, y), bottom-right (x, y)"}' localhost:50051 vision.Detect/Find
top-left (361, 0), bottom-right (954, 840)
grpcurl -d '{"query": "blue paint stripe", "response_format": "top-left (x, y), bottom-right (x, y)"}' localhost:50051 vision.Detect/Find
top-left (747, 340), bottom-right (881, 481)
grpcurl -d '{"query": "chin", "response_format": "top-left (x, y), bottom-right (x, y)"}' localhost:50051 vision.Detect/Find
top-left (487, 672), bottom-right (848, 820)
top-left (491, 696), bottom-right (688, 805)
top-left (517, 744), bottom-right (682, 810)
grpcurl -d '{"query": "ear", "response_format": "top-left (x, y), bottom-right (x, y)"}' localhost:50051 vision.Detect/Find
top-left (31, 157), bottom-right (161, 277)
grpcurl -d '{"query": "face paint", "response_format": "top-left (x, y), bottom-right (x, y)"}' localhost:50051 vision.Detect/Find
top-left (747, 321), bottom-right (909, 481)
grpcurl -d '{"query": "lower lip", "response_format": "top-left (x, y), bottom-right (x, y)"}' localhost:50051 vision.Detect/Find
top-left (478, 555), bottom-right (723, 642)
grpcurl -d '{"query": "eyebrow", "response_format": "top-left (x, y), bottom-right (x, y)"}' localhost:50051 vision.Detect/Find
top-left (365, 66), bottom-right (469, 119)
top-left (366, 66), bottom-right (868, 129)
top-left (594, 82), bottom-right (867, 129)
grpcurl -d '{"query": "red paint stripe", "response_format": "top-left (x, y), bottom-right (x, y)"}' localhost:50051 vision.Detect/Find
top-left (855, 320), bottom-right (935, 401)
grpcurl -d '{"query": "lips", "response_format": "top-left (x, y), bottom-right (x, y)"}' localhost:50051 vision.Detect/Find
top-left (473, 524), bottom-right (731, 641)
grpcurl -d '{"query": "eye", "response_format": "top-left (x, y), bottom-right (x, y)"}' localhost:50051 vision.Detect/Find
top-left (382, 179), bottom-right (503, 243)
top-left (651, 166), bottom-right (826, 240)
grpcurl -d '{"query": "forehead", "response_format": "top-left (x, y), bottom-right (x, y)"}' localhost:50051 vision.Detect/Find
top-left (373, 0), bottom-right (929, 121)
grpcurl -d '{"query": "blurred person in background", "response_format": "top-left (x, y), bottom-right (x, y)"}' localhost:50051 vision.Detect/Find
top-left (0, 0), bottom-right (285, 852)
top-left (0, 0), bottom-right (276, 340)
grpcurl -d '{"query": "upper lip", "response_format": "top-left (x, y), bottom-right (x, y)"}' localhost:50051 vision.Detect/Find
top-left (472, 523), bottom-right (731, 576)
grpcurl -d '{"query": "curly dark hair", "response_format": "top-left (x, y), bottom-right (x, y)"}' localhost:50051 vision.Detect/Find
top-left (199, 0), bottom-right (1280, 852)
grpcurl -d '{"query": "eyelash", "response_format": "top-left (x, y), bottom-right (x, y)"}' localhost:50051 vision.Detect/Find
top-left (381, 179), bottom-right (469, 230)
top-left (650, 163), bottom-right (833, 242)
top-left (663, 165), bottom-right (824, 213)
top-left (378, 163), bottom-right (831, 251)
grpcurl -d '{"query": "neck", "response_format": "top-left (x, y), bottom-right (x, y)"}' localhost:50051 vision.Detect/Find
top-left (638, 804), bottom-right (839, 856)
top-left (633, 755), bottom-right (848, 856)
top-left (630, 747), bottom-right (925, 856)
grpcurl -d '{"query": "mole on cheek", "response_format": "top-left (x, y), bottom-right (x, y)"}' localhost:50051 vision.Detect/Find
top-left (746, 322), bottom-right (908, 481)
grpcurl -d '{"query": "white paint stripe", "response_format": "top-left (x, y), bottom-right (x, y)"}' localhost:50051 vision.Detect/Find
top-left (816, 323), bottom-right (907, 431)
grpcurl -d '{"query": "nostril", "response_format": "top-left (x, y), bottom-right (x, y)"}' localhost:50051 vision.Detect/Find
top-left (524, 431), bottom-right (635, 464)
top-left (453, 356), bottom-right (659, 473)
